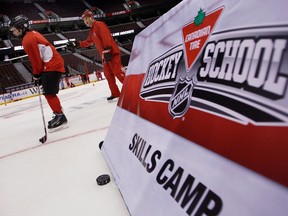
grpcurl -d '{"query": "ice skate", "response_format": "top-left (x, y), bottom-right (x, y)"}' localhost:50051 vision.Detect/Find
top-left (48, 112), bottom-right (57, 127)
top-left (48, 113), bottom-right (68, 133)
top-left (107, 95), bottom-right (119, 102)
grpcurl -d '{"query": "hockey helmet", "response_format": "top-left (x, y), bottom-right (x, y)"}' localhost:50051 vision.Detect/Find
top-left (9, 14), bottom-right (29, 30)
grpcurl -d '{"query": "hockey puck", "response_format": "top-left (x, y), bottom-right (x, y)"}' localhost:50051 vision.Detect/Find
top-left (96, 174), bottom-right (110, 186)
top-left (99, 141), bottom-right (104, 150)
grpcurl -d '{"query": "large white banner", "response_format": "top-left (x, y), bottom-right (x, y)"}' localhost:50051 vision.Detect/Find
top-left (103, 0), bottom-right (288, 215)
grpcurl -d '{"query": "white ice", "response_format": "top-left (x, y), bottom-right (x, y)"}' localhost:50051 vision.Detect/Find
top-left (0, 80), bottom-right (130, 216)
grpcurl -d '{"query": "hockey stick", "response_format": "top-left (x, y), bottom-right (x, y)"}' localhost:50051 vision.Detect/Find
top-left (4, 54), bottom-right (28, 61)
top-left (37, 83), bottom-right (47, 143)
top-left (3, 44), bottom-right (68, 62)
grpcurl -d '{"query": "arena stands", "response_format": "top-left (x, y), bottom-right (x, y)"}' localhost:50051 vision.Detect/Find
top-left (80, 49), bottom-right (101, 63)
top-left (109, 22), bottom-right (140, 35)
top-left (141, 17), bottom-right (159, 27)
top-left (85, 0), bottom-right (127, 13)
top-left (61, 30), bottom-right (90, 41)
top-left (22, 60), bottom-right (32, 73)
top-left (38, 1), bottom-right (87, 18)
top-left (0, 0), bottom-right (182, 94)
top-left (61, 53), bottom-right (98, 75)
top-left (0, 63), bottom-right (26, 94)
top-left (43, 33), bottom-right (62, 45)
top-left (0, 2), bottom-right (42, 20)
top-left (10, 37), bottom-right (22, 47)
top-left (0, 40), bottom-right (6, 48)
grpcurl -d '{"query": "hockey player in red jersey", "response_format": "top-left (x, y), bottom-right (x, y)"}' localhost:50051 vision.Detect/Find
top-left (9, 15), bottom-right (68, 130)
top-left (68, 10), bottom-right (125, 101)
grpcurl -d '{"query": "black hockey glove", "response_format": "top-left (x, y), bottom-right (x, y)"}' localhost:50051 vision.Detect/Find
top-left (102, 47), bottom-right (113, 63)
top-left (32, 74), bottom-right (41, 86)
top-left (66, 41), bottom-right (80, 48)
top-left (66, 41), bottom-right (80, 53)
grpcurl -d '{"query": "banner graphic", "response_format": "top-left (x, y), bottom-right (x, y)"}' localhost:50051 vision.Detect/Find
top-left (103, 0), bottom-right (288, 215)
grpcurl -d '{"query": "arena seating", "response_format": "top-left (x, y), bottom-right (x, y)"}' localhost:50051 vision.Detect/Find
top-left (80, 49), bottom-right (101, 62)
top-left (43, 33), bottom-right (63, 45)
top-left (117, 34), bottom-right (135, 52)
top-left (0, 0), bottom-right (180, 92)
top-left (141, 17), bottom-right (159, 27)
top-left (61, 53), bottom-right (99, 74)
top-left (38, 1), bottom-right (87, 18)
top-left (85, 0), bottom-right (126, 13)
top-left (109, 22), bottom-right (141, 34)
top-left (22, 60), bottom-right (32, 73)
top-left (62, 30), bottom-right (90, 41)
top-left (122, 43), bottom-right (133, 52)
top-left (0, 63), bottom-right (26, 94)
top-left (10, 37), bottom-right (22, 47)
top-left (0, 2), bottom-right (42, 20)
top-left (136, 0), bottom-right (172, 7)
top-left (0, 40), bottom-right (6, 48)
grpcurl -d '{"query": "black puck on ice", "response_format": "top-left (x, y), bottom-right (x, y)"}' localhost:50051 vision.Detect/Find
top-left (99, 141), bottom-right (104, 150)
top-left (96, 174), bottom-right (110, 186)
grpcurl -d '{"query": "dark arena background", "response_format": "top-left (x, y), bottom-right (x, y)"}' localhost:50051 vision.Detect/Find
top-left (0, 0), bottom-right (181, 94)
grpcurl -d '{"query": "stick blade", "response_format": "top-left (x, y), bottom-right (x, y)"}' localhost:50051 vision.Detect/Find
top-left (39, 135), bottom-right (47, 143)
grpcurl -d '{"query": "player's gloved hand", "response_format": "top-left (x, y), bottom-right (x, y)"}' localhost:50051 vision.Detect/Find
top-left (66, 41), bottom-right (80, 53)
top-left (102, 47), bottom-right (112, 63)
top-left (32, 74), bottom-right (41, 86)
top-left (66, 41), bottom-right (80, 48)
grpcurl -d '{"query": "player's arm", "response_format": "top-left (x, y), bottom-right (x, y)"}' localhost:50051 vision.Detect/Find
top-left (79, 33), bottom-right (93, 48)
top-left (67, 33), bottom-right (93, 49)
top-left (22, 35), bottom-right (44, 75)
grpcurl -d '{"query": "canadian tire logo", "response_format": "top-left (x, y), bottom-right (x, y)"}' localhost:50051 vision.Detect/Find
top-left (167, 7), bottom-right (224, 118)
top-left (182, 7), bottom-right (224, 71)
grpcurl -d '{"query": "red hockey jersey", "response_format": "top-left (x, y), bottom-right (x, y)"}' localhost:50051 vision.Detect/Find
top-left (22, 30), bottom-right (65, 75)
top-left (79, 20), bottom-right (120, 54)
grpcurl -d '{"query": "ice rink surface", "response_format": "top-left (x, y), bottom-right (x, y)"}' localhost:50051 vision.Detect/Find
top-left (0, 80), bottom-right (130, 216)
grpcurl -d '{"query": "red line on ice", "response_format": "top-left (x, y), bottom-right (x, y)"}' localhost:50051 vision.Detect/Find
top-left (0, 127), bottom-right (108, 160)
